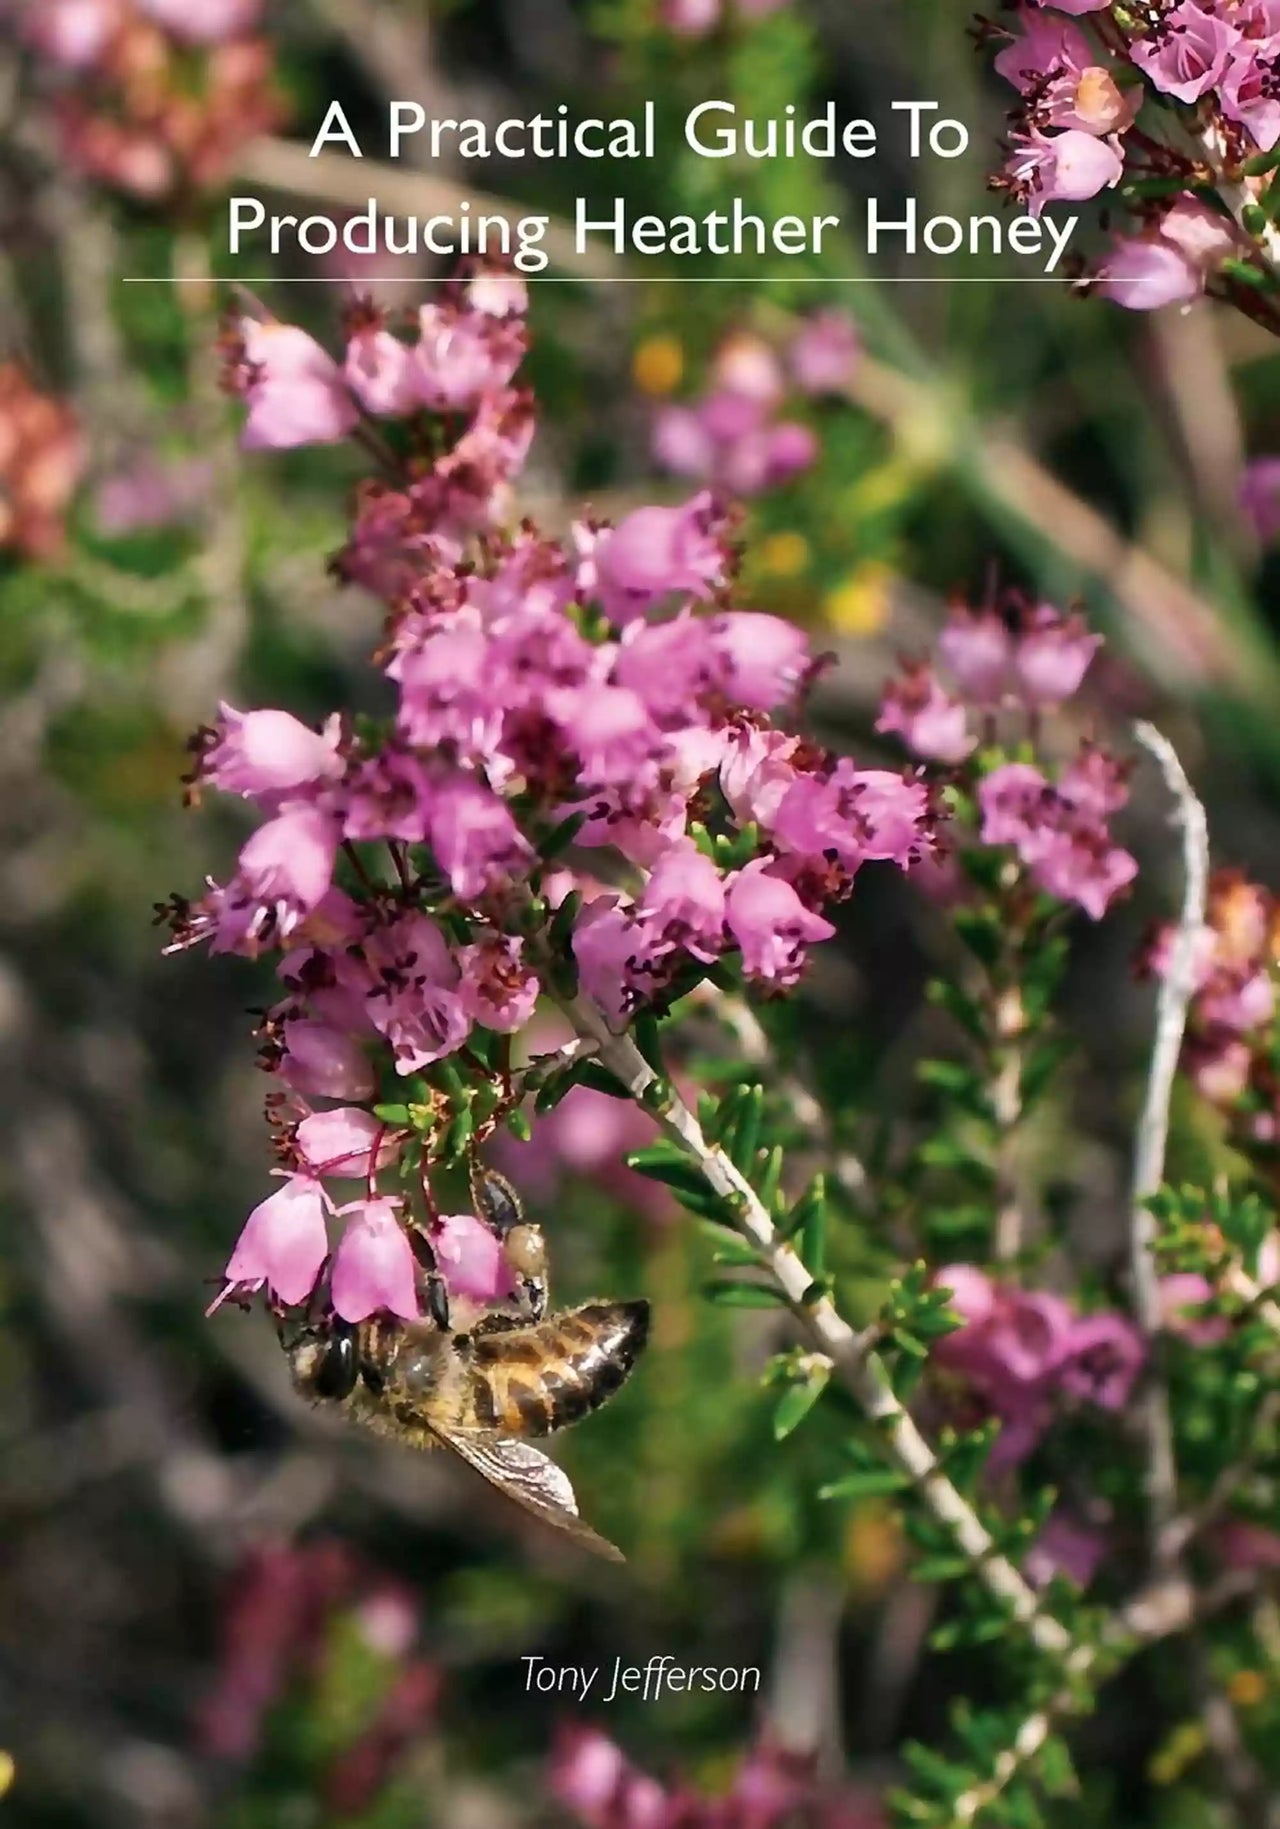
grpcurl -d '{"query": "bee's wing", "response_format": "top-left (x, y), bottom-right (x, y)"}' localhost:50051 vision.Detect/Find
top-left (432, 1425), bottom-right (625, 1562)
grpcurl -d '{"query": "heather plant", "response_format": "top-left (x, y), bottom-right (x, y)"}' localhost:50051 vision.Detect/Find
top-left (7, 2), bottom-right (1280, 1826)
top-left (152, 267), bottom-right (1280, 1829)
top-left (976, 0), bottom-right (1280, 325)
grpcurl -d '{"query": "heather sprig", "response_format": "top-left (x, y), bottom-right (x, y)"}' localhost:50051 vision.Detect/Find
top-left (976, 0), bottom-right (1280, 330)
top-left (164, 267), bottom-right (934, 1324)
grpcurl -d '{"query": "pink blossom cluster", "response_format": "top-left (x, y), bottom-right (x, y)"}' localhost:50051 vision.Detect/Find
top-left (18, 0), bottom-right (281, 199)
top-left (652, 317), bottom-right (858, 498)
top-left (1145, 868), bottom-right (1280, 1123)
top-left (168, 270), bottom-right (935, 1325)
top-left (877, 595), bottom-right (1137, 919)
top-left (199, 1538), bottom-right (439, 1813)
top-left (659, 0), bottom-right (790, 37)
top-left (931, 1264), bottom-right (1144, 1472)
top-left (549, 1725), bottom-right (884, 1829)
top-left (983, 5), bottom-right (1263, 311)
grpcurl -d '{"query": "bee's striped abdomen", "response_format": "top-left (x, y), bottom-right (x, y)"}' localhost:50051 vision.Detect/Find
top-left (467, 1300), bottom-right (650, 1437)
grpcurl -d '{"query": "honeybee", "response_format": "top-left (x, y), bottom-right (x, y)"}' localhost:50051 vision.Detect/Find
top-left (283, 1166), bottom-right (650, 1561)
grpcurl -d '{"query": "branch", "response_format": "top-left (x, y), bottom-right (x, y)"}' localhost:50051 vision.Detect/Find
top-left (549, 983), bottom-right (1074, 1663)
top-left (1129, 723), bottom-right (1211, 1553)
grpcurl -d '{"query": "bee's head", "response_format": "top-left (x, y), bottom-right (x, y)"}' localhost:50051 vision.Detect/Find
top-left (282, 1316), bottom-right (359, 1403)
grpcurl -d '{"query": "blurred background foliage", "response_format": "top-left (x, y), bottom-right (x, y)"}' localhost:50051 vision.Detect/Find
top-left (2, 0), bottom-right (1280, 1823)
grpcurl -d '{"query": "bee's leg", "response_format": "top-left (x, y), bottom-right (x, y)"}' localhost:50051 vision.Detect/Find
top-left (469, 1162), bottom-right (525, 1239)
top-left (470, 1157), bottom-right (549, 1323)
top-left (407, 1222), bottom-right (451, 1332)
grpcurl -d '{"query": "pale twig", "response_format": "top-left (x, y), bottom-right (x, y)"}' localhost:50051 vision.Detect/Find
top-left (547, 982), bottom-right (1074, 1662)
top-left (1130, 724), bottom-right (1211, 1554)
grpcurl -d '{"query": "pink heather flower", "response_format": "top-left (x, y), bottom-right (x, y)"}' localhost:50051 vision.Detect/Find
top-left (364, 912), bottom-right (470, 1073)
top-left (1241, 455), bottom-right (1280, 542)
top-left (1014, 605), bottom-right (1101, 704)
top-left (1186, 1034), bottom-right (1252, 1104)
top-left (1198, 966), bottom-right (1275, 1032)
top-left (429, 1211), bottom-right (516, 1305)
top-left (848, 769), bottom-right (933, 865)
top-left (614, 613), bottom-right (719, 724)
top-left (237, 323), bottom-right (359, 451)
top-left (570, 781), bottom-right (690, 868)
top-left (22, 0), bottom-right (120, 66)
top-left (392, 626), bottom-right (498, 757)
top-left (465, 270), bottom-right (528, 319)
top-left (936, 1262), bottom-right (999, 1328)
top-left (457, 934), bottom-right (540, 1032)
top-left (1220, 39), bottom-right (1280, 150)
top-left (331, 1197), bottom-right (419, 1322)
top-left (636, 838), bottom-right (727, 962)
top-left (1096, 233), bottom-right (1201, 309)
top-left (1159, 1272), bottom-right (1230, 1344)
top-left (1030, 824), bottom-right (1138, 919)
top-left (937, 606), bottom-right (1015, 704)
top-left (1025, 1509), bottom-right (1108, 1589)
top-left (877, 669), bottom-right (975, 765)
top-left (216, 1175), bottom-right (330, 1309)
top-left (426, 774), bottom-right (534, 900)
top-left (136, 0), bottom-right (261, 39)
top-left (1057, 1312), bottom-right (1144, 1410)
top-left (552, 684), bottom-right (665, 788)
top-left (547, 1727), bottom-right (675, 1829)
top-left (279, 1018), bottom-right (376, 1103)
top-left (413, 303), bottom-right (526, 412)
top-left (719, 725), bottom-right (801, 832)
top-left (1216, 1520), bottom-right (1280, 1570)
top-left (659, 0), bottom-right (721, 33)
top-left (1101, 195), bottom-right (1238, 310)
top-left (788, 310), bottom-right (859, 394)
top-left (573, 897), bottom-right (645, 1026)
top-left (709, 611), bottom-right (811, 712)
top-left (652, 404), bottom-right (717, 480)
top-left (1159, 195), bottom-right (1239, 269)
top-left (1057, 742), bottom-right (1130, 818)
top-left (95, 454), bottom-right (213, 536)
top-left (994, 11), bottom-right (1092, 91)
top-left (978, 761), bottom-right (1050, 848)
top-left (712, 332), bottom-right (786, 405)
top-left (201, 706), bottom-right (343, 800)
top-left (294, 1108), bottom-right (400, 1180)
top-left (1131, 2), bottom-right (1237, 101)
top-left (593, 493), bottom-right (727, 625)
top-left (725, 861), bottom-right (835, 987)
top-left (343, 326), bottom-right (423, 418)
top-left (218, 806), bottom-right (341, 952)
top-left (762, 421), bottom-right (818, 486)
top-left (1010, 128), bottom-right (1123, 214)
top-left (931, 1273), bottom-right (1142, 1467)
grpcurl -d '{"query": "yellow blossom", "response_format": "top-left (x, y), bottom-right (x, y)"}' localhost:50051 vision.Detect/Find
top-left (756, 530), bottom-right (811, 578)
top-left (825, 562), bottom-right (896, 636)
top-left (632, 335), bottom-right (684, 397)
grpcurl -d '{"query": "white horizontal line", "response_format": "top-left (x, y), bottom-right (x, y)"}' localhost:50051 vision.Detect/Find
top-left (121, 274), bottom-right (1077, 284)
